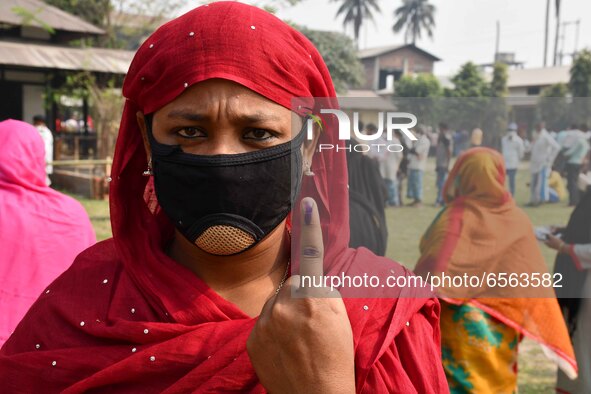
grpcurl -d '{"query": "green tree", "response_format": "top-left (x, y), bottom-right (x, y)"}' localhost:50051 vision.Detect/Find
top-left (486, 62), bottom-right (509, 149)
top-left (443, 62), bottom-right (491, 133)
top-left (45, 0), bottom-right (185, 48)
top-left (444, 62), bottom-right (489, 97)
top-left (45, 0), bottom-right (110, 29)
top-left (569, 49), bottom-right (591, 124)
top-left (490, 62), bottom-right (508, 97)
top-left (44, 0), bottom-right (183, 160)
top-left (392, 0), bottom-right (436, 45)
top-left (537, 83), bottom-right (569, 131)
top-left (394, 73), bottom-right (441, 97)
top-left (393, 73), bottom-right (441, 127)
top-left (330, 0), bottom-right (381, 47)
top-left (297, 26), bottom-right (364, 93)
top-left (569, 49), bottom-right (591, 97)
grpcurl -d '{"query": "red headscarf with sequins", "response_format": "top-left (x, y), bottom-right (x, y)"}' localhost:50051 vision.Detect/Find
top-left (1, 3), bottom-right (447, 392)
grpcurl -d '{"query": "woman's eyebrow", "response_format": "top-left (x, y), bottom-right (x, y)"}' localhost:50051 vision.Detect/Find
top-left (167, 110), bottom-right (207, 121)
top-left (167, 109), bottom-right (282, 123)
top-left (239, 113), bottom-right (282, 123)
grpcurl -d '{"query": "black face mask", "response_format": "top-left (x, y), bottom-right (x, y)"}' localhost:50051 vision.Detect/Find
top-left (146, 116), bottom-right (306, 255)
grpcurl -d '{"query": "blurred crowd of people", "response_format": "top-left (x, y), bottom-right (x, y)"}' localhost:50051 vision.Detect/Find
top-left (500, 121), bottom-right (590, 207)
top-left (357, 119), bottom-right (591, 211)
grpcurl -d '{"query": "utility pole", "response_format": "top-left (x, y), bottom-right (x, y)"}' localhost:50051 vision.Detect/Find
top-left (495, 20), bottom-right (500, 63)
top-left (559, 19), bottom-right (582, 64)
top-left (574, 19), bottom-right (581, 55)
top-left (544, 0), bottom-right (550, 66)
top-left (553, 0), bottom-right (561, 66)
top-left (559, 21), bottom-right (567, 65)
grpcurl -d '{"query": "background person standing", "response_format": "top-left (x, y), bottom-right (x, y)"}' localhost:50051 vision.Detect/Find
top-left (501, 122), bottom-right (525, 197)
top-left (32, 115), bottom-right (53, 186)
top-left (562, 124), bottom-right (590, 206)
top-left (529, 122), bottom-right (560, 206)
top-left (407, 126), bottom-right (431, 207)
top-left (365, 123), bottom-right (403, 207)
top-left (435, 123), bottom-right (453, 206)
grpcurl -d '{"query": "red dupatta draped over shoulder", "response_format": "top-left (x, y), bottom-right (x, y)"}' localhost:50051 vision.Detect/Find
top-left (0, 3), bottom-right (447, 393)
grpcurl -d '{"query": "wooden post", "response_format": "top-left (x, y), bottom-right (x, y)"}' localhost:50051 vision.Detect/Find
top-left (74, 136), bottom-right (80, 163)
top-left (104, 156), bottom-right (112, 200)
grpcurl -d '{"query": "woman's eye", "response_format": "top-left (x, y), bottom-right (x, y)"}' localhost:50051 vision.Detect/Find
top-left (243, 129), bottom-right (275, 141)
top-left (177, 127), bottom-right (205, 139)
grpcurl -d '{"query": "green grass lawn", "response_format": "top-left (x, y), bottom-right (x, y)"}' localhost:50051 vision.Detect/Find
top-left (72, 196), bottom-right (112, 241)
top-left (74, 158), bottom-right (573, 393)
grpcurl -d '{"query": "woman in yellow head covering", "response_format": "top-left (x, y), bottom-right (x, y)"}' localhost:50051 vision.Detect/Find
top-left (415, 147), bottom-right (577, 393)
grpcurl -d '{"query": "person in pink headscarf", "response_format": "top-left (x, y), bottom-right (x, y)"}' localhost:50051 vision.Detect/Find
top-left (0, 119), bottom-right (96, 345)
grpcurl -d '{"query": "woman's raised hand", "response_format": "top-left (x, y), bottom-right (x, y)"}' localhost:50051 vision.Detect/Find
top-left (246, 197), bottom-right (355, 394)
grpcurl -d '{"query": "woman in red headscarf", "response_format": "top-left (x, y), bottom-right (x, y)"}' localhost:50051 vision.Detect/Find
top-left (0, 3), bottom-right (447, 392)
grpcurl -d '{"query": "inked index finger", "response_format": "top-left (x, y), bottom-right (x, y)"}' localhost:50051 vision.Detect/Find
top-left (299, 197), bottom-right (325, 284)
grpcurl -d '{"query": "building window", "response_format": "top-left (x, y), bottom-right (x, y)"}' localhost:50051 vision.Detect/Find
top-left (527, 86), bottom-right (541, 96)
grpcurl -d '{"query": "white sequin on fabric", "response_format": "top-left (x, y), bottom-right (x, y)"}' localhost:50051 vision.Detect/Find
top-left (250, 25), bottom-right (256, 30)
top-left (102, 279), bottom-right (108, 284)
top-left (79, 321), bottom-right (85, 327)
top-left (363, 305), bottom-right (369, 311)
top-left (189, 32), bottom-right (195, 36)
top-left (132, 347), bottom-right (137, 353)
top-left (149, 356), bottom-right (156, 362)
top-left (143, 329), bottom-right (149, 334)
top-left (51, 361), bottom-right (57, 366)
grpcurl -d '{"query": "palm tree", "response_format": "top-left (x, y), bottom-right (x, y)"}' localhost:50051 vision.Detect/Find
top-left (392, 0), bottom-right (436, 45)
top-left (331, 0), bottom-right (381, 48)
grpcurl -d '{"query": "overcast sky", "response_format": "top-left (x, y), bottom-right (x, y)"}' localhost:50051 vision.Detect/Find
top-left (184, 0), bottom-right (590, 76)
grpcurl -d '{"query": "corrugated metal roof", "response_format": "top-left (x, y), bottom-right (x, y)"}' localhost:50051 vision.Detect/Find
top-left (358, 44), bottom-right (441, 61)
top-left (358, 44), bottom-right (405, 59)
top-left (507, 66), bottom-right (570, 88)
top-left (0, 40), bottom-right (134, 74)
top-left (0, 0), bottom-right (104, 35)
top-left (337, 90), bottom-right (396, 110)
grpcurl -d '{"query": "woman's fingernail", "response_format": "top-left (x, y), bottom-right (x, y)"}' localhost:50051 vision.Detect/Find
top-left (304, 200), bottom-right (313, 225)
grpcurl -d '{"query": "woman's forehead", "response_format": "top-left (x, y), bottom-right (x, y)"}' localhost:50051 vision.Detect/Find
top-left (153, 79), bottom-right (302, 126)
top-left (155, 79), bottom-right (287, 116)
